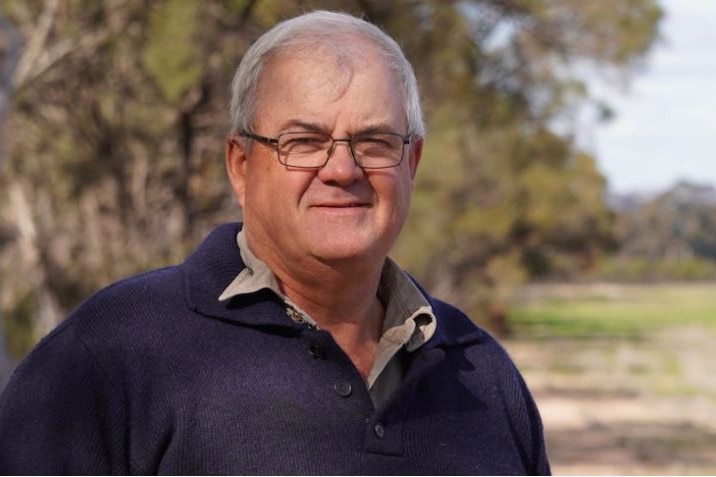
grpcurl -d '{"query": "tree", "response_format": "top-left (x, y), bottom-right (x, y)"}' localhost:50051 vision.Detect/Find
top-left (606, 182), bottom-right (716, 281)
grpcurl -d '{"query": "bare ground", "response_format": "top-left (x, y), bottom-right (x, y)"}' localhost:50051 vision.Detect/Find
top-left (505, 326), bottom-right (716, 475)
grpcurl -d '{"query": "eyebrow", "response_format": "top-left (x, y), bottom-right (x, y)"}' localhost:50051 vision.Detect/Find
top-left (356, 123), bottom-right (404, 135)
top-left (277, 120), bottom-right (404, 136)
top-left (277, 119), bottom-right (327, 134)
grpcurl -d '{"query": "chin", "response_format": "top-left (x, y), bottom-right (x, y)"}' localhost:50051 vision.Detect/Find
top-left (311, 243), bottom-right (373, 262)
top-left (307, 236), bottom-right (386, 264)
top-left (300, 220), bottom-right (399, 263)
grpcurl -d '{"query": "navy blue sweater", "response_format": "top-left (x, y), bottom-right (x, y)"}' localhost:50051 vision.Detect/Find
top-left (0, 223), bottom-right (549, 475)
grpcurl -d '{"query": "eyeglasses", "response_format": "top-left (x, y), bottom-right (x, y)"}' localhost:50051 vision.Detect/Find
top-left (238, 131), bottom-right (410, 169)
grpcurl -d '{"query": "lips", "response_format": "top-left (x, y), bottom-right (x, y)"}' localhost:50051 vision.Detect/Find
top-left (310, 197), bottom-right (371, 208)
top-left (315, 203), bottom-right (369, 208)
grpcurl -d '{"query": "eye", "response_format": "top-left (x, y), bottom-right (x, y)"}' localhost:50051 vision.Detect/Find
top-left (280, 133), bottom-right (330, 154)
top-left (360, 136), bottom-right (392, 146)
top-left (354, 134), bottom-right (401, 156)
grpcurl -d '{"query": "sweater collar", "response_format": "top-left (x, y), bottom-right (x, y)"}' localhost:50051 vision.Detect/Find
top-left (182, 223), bottom-right (304, 331)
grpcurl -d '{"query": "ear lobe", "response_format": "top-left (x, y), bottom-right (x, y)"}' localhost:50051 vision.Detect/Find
top-left (226, 136), bottom-right (248, 207)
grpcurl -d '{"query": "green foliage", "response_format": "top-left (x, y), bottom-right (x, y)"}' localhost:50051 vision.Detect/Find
top-left (142, 0), bottom-right (202, 104)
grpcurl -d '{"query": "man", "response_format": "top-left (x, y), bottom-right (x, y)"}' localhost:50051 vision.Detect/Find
top-left (0, 11), bottom-right (550, 475)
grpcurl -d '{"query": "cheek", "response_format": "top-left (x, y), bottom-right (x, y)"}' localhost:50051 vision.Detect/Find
top-left (241, 167), bottom-right (262, 208)
top-left (245, 162), bottom-right (315, 210)
top-left (241, 161), bottom-right (278, 217)
top-left (394, 165), bottom-right (416, 203)
top-left (374, 172), bottom-right (414, 220)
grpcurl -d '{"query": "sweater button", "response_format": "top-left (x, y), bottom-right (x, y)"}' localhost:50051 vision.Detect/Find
top-left (374, 422), bottom-right (386, 438)
top-left (333, 380), bottom-right (352, 397)
top-left (308, 344), bottom-right (325, 359)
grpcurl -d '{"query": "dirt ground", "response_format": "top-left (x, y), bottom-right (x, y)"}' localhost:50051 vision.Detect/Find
top-left (504, 326), bottom-right (716, 475)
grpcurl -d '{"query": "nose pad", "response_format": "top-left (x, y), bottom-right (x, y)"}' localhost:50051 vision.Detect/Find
top-left (325, 139), bottom-right (355, 163)
top-left (318, 139), bottom-right (362, 183)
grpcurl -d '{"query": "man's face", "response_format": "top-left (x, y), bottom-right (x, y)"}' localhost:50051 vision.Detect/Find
top-left (227, 44), bottom-right (422, 271)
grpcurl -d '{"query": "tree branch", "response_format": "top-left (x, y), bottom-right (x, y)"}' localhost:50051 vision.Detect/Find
top-left (12, 0), bottom-right (59, 87)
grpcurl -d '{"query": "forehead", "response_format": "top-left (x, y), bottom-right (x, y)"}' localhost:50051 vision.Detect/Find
top-left (260, 48), bottom-right (353, 103)
top-left (253, 41), bottom-right (407, 132)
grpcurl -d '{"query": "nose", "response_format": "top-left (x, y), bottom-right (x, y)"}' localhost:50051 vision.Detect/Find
top-left (317, 139), bottom-right (364, 185)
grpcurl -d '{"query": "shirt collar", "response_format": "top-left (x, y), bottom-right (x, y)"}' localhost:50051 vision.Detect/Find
top-left (218, 229), bottom-right (283, 300)
top-left (377, 258), bottom-right (436, 352)
top-left (218, 230), bottom-right (436, 350)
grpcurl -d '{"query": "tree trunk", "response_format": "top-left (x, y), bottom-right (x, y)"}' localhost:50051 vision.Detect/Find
top-left (0, 11), bottom-right (25, 389)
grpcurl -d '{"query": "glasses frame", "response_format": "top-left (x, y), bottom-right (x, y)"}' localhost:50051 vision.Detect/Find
top-left (237, 131), bottom-right (410, 170)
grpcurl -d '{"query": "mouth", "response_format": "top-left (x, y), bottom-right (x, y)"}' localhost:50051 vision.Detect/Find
top-left (311, 202), bottom-right (371, 210)
top-left (312, 199), bottom-right (371, 207)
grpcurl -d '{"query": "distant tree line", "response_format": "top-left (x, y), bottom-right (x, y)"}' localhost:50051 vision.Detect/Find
top-left (0, 0), bottom-right (662, 373)
top-left (601, 182), bottom-right (716, 282)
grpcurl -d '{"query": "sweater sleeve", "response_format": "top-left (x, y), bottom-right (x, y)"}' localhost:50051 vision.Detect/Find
top-left (0, 322), bottom-right (127, 474)
top-left (516, 369), bottom-right (551, 475)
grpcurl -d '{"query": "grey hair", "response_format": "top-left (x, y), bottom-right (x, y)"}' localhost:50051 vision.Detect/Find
top-left (228, 10), bottom-right (425, 138)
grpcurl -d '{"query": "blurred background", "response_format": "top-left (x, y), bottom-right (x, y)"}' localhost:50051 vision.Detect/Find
top-left (0, 0), bottom-right (714, 473)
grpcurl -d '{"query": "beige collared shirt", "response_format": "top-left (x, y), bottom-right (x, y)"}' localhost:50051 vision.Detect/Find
top-left (219, 230), bottom-right (437, 407)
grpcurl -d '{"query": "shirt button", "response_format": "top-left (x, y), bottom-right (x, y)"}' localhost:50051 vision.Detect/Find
top-left (333, 380), bottom-right (352, 397)
top-left (374, 422), bottom-right (386, 438)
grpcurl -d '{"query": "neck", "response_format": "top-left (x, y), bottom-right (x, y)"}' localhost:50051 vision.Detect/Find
top-left (278, 255), bottom-right (385, 329)
top-left (246, 232), bottom-right (386, 380)
top-left (279, 259), bottom-right (386, 382)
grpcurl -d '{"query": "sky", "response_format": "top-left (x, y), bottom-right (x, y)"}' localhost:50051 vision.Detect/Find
top-left (587, 0), bottom-right (716, 195)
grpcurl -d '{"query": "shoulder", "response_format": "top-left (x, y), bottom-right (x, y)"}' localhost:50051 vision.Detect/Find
top-left (63, 222), bottom-right (244, 340)
top-left (421, 293), bottom-right (550, 474)
top-left (61, 264), bottom-right (185, 340)
top-left (423, 291), bottom-right (522, 378)
top-left (417, 287), bottom-right (505, 357)
top-left (417, 286), bottom-right (539, 415)
top-left (0, 271), bottom-right (190, 474)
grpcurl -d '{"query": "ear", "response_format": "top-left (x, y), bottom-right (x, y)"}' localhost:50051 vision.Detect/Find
top-left (407, 137), bottom-right (423, 187)
top-left (225, 135), bottom-right (248, 208)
